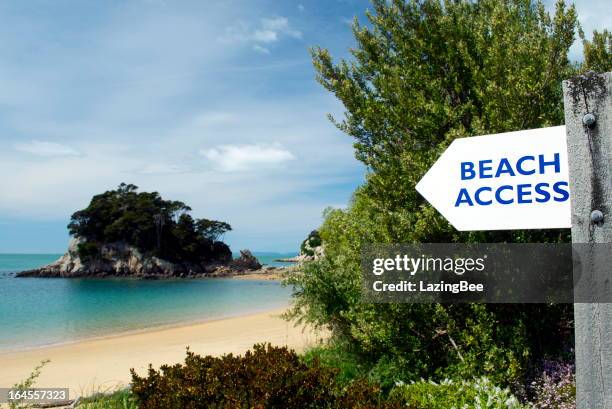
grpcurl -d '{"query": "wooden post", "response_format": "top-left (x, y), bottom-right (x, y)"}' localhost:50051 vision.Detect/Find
top-left (563, 71), bottom-right (612, 409)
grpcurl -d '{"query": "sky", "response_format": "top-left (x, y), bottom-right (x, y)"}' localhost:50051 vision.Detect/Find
top-left (0, 0), bottom-right (609, 253)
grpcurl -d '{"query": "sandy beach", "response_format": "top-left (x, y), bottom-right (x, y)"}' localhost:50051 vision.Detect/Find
top-left (0, 308), bottom-right (325, 399)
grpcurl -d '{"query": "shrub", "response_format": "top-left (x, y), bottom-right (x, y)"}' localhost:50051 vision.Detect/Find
top-left (131, 344), bottom-right (397, 409)
top-left (388, 377), bottom-right (527, 409)
top-left (286, 192), bottom-right (574, 389)
top-left (530, 360), bottom-right (575, 409)
top-left (302, 345), bottom-right (368, 387)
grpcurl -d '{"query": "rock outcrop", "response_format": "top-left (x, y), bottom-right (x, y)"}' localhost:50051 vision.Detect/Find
top-left (275, 243), bottom-right (324, 263)
top-left (17, 238), bottom-right (262, 279)
top-left (231, 250), bottom-right (263, 270)
top-left (206, 250), bottom-right (264, 277)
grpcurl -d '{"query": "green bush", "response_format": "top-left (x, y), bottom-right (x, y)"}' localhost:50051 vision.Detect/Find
top-left (302, 345), bottom-right (368, 387)
top-left (388, 377), bottom-right (527, 409)
top-left (131, 344), bottom-right (397, 409)
top-left (286, 192), bottom-right (574, 389)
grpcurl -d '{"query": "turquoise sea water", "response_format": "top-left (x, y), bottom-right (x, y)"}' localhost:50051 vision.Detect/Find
top-left (0, 252), bottom-right (297, 352)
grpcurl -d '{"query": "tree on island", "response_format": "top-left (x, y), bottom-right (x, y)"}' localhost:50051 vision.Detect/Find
top-left (68, 183), bottom-right (232, 263)
top-left (300, 230), bottom-right (322, 257)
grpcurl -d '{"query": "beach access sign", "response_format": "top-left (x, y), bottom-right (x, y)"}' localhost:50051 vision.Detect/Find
top-left (416, 126), bottom-right (571, 231)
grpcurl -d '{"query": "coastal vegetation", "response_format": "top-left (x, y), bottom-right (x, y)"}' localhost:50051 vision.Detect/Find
top-left (68, 183), bottom-right (232, 264)
top-left (78, 390), bottom-right (137, 409)
top-left (129, 344), bottom-right (530, 408)
top-left (130, 344), bottom-right (396, 409)
top-left (13, 345), bottom-right (569, 408)
top-left (285, 0), bottom-right (608, 406)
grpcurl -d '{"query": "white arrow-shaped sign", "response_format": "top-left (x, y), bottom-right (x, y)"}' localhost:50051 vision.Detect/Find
top-left (416, 126), bottom-right (571, 231)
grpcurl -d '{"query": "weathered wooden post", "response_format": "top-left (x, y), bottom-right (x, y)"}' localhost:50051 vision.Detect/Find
top-left (563, 71), bottom-right (612, 409)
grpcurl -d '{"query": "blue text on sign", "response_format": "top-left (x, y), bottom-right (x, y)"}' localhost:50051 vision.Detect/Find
top-left (455, 153), bottom-right (569, 207)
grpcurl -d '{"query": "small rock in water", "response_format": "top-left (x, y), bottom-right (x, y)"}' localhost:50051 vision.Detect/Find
top-left (230, 250), bottom-right (262, 271)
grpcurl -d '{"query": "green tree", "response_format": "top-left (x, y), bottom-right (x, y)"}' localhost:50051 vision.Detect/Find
top-left (196, 219), bottom-right (232, 241)
top-left (68, 184), bottom-right (232, 263)
top-left (311, 0), bottom-right (578, 244)
top-left (580, 29), bottom-right (612, 72)
top-left (288, 0), bottom-right (585, 389)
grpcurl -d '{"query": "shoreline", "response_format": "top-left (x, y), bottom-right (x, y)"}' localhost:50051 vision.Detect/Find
top-left (11, 265), bottom-right (291, 281)
top-left (0, 301), bottom-right (290, 355)
top-left (0, 307), bottom-right (325, 398)
top-left (0, 274), bottom-right (291, 355)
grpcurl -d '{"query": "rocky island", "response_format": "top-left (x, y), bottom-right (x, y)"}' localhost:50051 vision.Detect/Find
top-left (274, 230), bottom-right (324, 263)
top-left (17, 183), bottom-right (264, 279)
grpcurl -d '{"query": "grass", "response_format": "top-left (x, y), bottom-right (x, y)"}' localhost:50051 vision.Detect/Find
top-left (77, 389), bottom-right (137, 409)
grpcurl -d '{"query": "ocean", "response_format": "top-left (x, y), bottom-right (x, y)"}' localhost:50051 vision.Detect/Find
top-left (0, 253), bottom-right (297, 352)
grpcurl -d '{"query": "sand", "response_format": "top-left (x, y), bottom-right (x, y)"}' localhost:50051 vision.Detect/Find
top-left (0, 308), bottom-right (325, 399)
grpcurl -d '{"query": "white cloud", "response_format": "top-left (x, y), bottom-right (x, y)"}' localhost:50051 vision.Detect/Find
top-left (297, 4), bottom-right (305, 12)
top-left (14, 140), bottom-right (81, 157)
top-left (253, 44), bottom-right (270, 54)
top-left (199, 143), bottom-right (295, 172)
top-left (261, 17), bottom-right (302, 39)
top-left (219, 16), bottom-right (302, 52)
top-left (253, 29), bottom-right (278, 43)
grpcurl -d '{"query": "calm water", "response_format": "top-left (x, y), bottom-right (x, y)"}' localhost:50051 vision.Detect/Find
top-left (0, 252), bottom-right (297, 351)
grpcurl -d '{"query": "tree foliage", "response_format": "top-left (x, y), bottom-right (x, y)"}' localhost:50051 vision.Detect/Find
top-left (68, 183), bottom-right (232, 263)
top-left (580, 29), bottom-right (612, 73)
top-left (312, 0), bottom-right (580, 243)
top-left (287, 0), bottom-right (590, 390)
top-left (288, 195), bottom-right (574, 387)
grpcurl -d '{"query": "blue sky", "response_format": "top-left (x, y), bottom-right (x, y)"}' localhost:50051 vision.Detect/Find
top-left (0, 0), bottom-right (609, 253)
